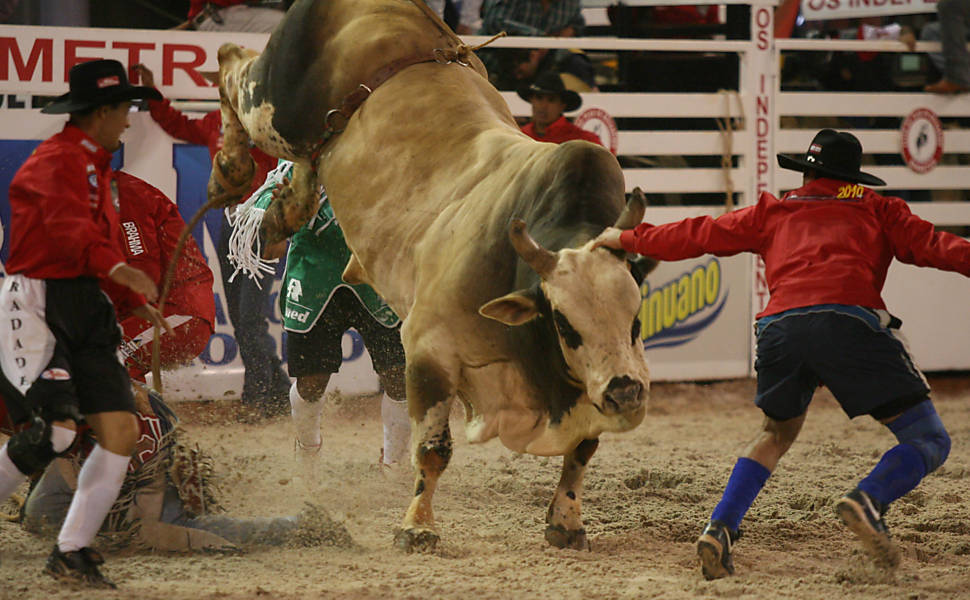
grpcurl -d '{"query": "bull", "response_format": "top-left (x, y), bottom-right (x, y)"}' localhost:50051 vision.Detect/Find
top-left (209, 0), bottom-right (656, 552)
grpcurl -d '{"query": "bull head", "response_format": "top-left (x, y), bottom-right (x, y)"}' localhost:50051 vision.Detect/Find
top-left (478, 220), bottom-right (649, 420)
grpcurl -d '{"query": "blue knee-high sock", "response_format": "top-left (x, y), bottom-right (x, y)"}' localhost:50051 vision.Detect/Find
top-left (857, 402), bottom-right (949, 506)
top-left (710, 457), bottom-right (771, 532)
top-left (857, 444), bottom-right (926, 506)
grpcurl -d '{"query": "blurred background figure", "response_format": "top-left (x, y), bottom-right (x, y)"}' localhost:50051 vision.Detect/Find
top-left (518, 71), bottom-right (600, 145)
top-left (134, 64), bottom-right (290, 418)
top-left (476, 0), bottom-right (594, 91)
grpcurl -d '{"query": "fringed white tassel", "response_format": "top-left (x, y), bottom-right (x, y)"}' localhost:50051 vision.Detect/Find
top-left (224, 160), bottom-right (293, 289)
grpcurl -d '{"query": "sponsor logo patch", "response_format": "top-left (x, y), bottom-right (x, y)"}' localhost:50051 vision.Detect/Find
top-left (40, 368), bottom-right (71, 381)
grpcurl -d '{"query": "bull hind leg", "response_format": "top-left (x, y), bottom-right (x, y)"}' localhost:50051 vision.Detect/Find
top-left (394, 358), bottom-right (455, 554)
top-left (545, 437), bottom-right (599, 551)
top-left (260, 161), bottom-right (320, 246)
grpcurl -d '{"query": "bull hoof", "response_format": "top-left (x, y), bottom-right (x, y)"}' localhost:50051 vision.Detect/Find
top-left (544, 524), bottom-right (589, 551)
top-left (393, 527), bottom-right (439, 554)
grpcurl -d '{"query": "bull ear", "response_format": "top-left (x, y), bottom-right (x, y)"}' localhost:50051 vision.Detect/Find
top-left (479, 290), bottom-right (539, 326)
top-left (614, 187), bottom-right (647, 229)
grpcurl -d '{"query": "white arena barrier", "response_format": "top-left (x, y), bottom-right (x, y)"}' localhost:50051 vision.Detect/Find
top-left (1, 0), bottom-right (969, 400)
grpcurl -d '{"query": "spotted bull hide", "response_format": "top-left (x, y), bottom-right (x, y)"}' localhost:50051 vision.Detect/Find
top-left (210, 0), bottom-right (656, 553)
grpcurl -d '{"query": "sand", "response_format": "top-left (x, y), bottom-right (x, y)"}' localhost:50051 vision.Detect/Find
top-left (1, 375), bottom-right (969, 600)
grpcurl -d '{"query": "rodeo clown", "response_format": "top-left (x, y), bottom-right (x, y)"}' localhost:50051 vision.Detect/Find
top-left (228, 160), bottom-right (410, 466)
top-left (0, 59), bottom-right (170, 588)
top-left (594, 129), bottom-right (969, 578)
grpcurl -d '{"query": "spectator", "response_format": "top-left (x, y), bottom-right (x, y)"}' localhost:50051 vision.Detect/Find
top-left (111, 172), bottom-right (216, 383)
top-left (185, 0), bottom-right (287, 32)
top-left (134, 64), bottom-right (290, 418)
top-left (427, 0), bottom-right (483, 33)
top-left (593, 129), bottom-right (965, 579)
top-left (922, 0), bottom-right (970, 94)
top-left (476, 0), bottom-right (593, 91)
top-left (518, 71), bottom-right (600, 145)
top-left (14, 386), bottom-right (315, 552)
top-left (0, 58), bottom-right (166, 588)
top-left (234, 162), bottom-right (410, 466)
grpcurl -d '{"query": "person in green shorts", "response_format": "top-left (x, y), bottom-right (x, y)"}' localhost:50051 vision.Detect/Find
top-left (229, 161), bottom-right (410, 465)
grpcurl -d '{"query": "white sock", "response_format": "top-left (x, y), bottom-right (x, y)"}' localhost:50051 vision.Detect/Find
top-left (57, 444), bottom-right (129, 552)
top-left (290, 381), bottom-right (323, 448)
top-left (0, 443), bottom-right (27, 502)
top-left (381, 394), bottom-right (410, 465)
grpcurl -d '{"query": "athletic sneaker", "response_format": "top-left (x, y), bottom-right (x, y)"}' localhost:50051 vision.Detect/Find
top-left (836, 488), bottom-right (901, 568)
top-left (696, 519), bottom-right (741, 580)
top-left (44, 546), bottom-right (116, 589)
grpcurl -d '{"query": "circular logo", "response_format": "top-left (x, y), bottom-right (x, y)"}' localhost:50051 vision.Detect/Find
top-left (574, 107), bottom-right (619, 155)
top-left (901, 108), bottom-right (943, 174)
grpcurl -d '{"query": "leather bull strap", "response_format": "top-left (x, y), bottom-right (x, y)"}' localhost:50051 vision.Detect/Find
top-left (309, 32), bottom-right (506, 163)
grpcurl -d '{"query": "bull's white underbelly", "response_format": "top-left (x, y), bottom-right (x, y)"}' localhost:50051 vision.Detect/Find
top-left (460, 362), bottom-right (645, 456)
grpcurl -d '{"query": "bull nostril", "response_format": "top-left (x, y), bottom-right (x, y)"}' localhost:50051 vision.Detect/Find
top-left (603, 376), bottom-right (643, 413)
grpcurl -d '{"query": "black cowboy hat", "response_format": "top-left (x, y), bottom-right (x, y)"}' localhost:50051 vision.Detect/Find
top-left (41, 59), bottom-right (162, 115)
top-left (517, 71), bottom-right (583, 113)
top-left (777, 129), bottom-right (885, 186)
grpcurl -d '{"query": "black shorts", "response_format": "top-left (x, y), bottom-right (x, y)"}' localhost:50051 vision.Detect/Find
top-left (754, 306), bottom-right (929, 421)
top-left (286, 286), bottom-right (405, 378)
top-left (0, 276), bottom-right (135, 424)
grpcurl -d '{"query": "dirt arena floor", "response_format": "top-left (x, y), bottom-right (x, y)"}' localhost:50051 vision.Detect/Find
top-left (1, 375), bottom-right (969, 600)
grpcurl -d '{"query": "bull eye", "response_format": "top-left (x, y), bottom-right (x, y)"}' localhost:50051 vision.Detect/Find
top-left (631, 318), bottom-right (641, 345)
top-left (553, 310), bottom-right (583, 350)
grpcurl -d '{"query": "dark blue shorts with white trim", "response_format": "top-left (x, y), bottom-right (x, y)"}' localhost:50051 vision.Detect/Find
top-left (754, 305), bottom-right (929, 421)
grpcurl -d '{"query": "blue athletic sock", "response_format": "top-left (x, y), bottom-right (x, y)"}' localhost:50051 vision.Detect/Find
top-left (858, 443), bottom-right (927, 506)
top-left (710, 457), bottom-right (771, 532)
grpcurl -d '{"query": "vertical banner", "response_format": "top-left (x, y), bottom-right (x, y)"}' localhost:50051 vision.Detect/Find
top-left (746, 4), bottom-right (776, 376)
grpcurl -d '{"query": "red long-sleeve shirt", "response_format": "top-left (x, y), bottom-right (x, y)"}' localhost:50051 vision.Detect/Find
top-left (147, 97), bottom-right (276, 193)
top-left (113, 172), bottom-right (216, 327)
top-left (5, 124), bottom-right (145, 311)
top-left (620, 178), bottom-right (970, 318)
top-left (521, 116), bottom-right (602, 146)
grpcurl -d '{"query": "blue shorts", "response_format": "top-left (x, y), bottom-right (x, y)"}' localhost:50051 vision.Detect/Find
top-left (754, 305), bottom-right (929, 421)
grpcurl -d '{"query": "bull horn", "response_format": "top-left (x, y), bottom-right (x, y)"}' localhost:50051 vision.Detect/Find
top-left (614, 187), bottom-right (647, 229)
top-left (509, 219), bottom-right (557, 277)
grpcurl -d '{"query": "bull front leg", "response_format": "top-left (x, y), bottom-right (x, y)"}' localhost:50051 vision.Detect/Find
top-left (207, 102), bottom-right (256, 208)
top-left (393, 357), bottom-right (454, 554)
top-left (260, 161), bottom-right (320, 246)
top-left (545, 437), bottom-right (599, 550)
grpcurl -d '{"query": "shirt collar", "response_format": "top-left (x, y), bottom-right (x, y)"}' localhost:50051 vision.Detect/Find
top-left (60, 123), bottom-right (113, 170)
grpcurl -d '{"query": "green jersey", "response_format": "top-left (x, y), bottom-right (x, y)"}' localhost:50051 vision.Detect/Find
top-left (249, 162), bottom-right (400, 333)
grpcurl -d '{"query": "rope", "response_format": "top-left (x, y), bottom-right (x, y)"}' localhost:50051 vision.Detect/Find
top-left (715, 89), bottom-right (742, 213)
top-left (150, 196), bottom-right (221, 392)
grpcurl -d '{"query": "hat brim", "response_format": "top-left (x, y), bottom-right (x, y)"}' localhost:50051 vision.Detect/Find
top-left (516, 86), bottom-right (583, 113)
top-left (40, 85), bottom-right (162, 115)
top-left (777, 153), bottom-right (886, 187)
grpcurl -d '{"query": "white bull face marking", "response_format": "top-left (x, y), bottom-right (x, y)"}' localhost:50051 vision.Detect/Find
top-left (543, 246), bottom-right (649, 415)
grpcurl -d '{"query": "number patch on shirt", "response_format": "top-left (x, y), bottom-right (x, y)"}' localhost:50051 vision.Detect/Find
top-left (836, 184), bottom-right (865, 199)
